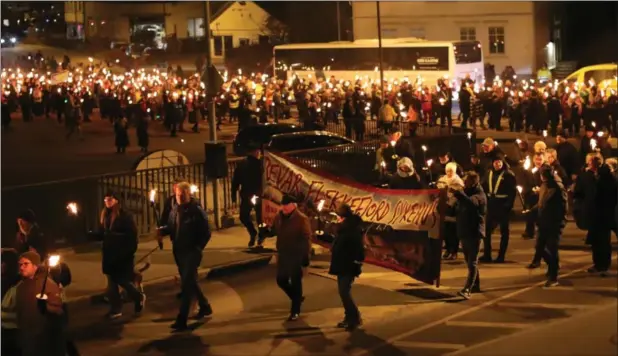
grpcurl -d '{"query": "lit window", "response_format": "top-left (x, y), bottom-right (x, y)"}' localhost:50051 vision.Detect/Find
top-left (488, 26), bottom-right (505, 54)
top-left (187, 18), bottom-right (205, 38)
top-left (460, 27), bottom-right (476, 41)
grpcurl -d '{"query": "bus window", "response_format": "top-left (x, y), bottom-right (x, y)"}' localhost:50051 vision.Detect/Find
top-left (454, 41), bottom-right (483, 64)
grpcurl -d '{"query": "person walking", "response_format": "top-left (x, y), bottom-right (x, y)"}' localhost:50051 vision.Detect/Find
top-left (231, 146), bottom-right (264, 248)
top-left (327, 204), bottom-right (365, 330)
top-left (452, 171), bottom-right (487, 299)
top-left (158, 182), bottom-right (213, 331)
top-left (269, 195), bottom-right (312, 321)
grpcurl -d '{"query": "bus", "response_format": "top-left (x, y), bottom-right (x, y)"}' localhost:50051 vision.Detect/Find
top-left (273, 38), bottom-right (484, 87)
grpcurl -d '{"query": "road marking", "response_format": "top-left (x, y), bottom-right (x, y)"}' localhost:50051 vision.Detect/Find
top-left (351, 264), bottom-right (597, 356)
top-left (542, 286), bottom-right (618, 292)
top-left (445, 321), bottom-right (530, 329)
top-left (496, 302), bottom-right (593, 310)
top-left (393, 341), bottom-right (466, 350)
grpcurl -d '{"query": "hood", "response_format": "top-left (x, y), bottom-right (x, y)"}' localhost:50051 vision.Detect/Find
top-left (440, 173), bottom-right (464, 188)
top-left (397, 157), bottom-right (415, 177)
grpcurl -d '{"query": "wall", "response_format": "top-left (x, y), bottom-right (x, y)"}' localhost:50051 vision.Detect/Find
top-left (352, 1), bottom-right (538, 75)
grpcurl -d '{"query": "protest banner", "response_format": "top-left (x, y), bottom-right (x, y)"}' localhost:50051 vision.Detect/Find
top-left (262, 151), bottom-right (445, 286)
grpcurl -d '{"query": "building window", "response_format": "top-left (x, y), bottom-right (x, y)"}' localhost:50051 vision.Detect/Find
top-left (213, 36), bottom-right (223, 56)
top-left (239, 38), bottom-right (250, 46)
top-left (460, 27), bottom-right (476, 41)
top-left (408, 27), bottom-right (425, 39)
top-left (187, 18), bottom-right (205, 38)
top-left (488, 26), bottom-right (505, 54)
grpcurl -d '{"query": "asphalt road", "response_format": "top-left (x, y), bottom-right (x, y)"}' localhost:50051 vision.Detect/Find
top-left (67, 222), bottom-right (618, 356)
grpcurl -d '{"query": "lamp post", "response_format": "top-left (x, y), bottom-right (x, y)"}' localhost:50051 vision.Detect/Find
top-left (376, 1), bottom-right (385, 103)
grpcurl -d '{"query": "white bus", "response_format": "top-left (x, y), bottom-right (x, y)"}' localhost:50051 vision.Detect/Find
top-left (273, 38), bottom-right (484, 87)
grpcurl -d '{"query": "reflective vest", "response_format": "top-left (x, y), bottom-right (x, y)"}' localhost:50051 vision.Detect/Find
top-left (488, 170), bottom-right (508, 198)
top-left (1, 285), bottom-right (18, 329)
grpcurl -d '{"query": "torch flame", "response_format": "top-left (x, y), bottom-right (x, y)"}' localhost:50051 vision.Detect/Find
top-left (427, 159), bottom-right (434, 166)
top-left (67, 202), bottom-right (78, 215)
top-left (516, 138), bottom-right (522, 145)
top-left (543, 130), bottom-right (548, 138)
top-left (467, 132), bottom-right (472, 139)
top-left (251, 195), bottom-right (258, 205)
top-left (390, 140), bottom-right (396, 147)
top-left (597, 131), bottom-right (604, 137)
top-left (149, 189), bottom-right (157, 203)
top-left (48, 255), bottom-right (60, 268)
top-left (421, 145), bottom-right (427, 152)
top-left (590, 138), bottom-right (597, 151)
top-left (523, 156), bottom-right (531, 170)
top-left (317, 199), bottom-right (325, 212)
top-left (516, 186), bottom-right (523, 193)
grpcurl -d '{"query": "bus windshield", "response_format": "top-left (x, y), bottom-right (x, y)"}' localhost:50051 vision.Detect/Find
top-left (453, 41), bottom-right (482, 64)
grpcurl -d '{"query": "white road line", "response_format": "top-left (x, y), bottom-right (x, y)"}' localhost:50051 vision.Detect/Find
top-left (351, 263), bottom-right (598, 356)
top-left (393, 341), bottom-right (466, 350)
top-left (445, 321), bottom-right (530, 329)
top-left (495, 302), bottom-right (593, 310)
top-left (542, 286), bottom-right (618, 292)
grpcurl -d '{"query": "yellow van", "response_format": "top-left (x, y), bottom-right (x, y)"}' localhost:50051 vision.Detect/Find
top-left (565, 63), bottom-right (617, 94)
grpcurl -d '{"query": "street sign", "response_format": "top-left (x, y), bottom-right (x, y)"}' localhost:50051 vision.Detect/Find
top-left (201, 64), bottom-right (225, 93)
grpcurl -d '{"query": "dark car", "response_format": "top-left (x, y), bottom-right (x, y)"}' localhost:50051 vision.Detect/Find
top-left (0, 31), bottom-right (19, 48)
top-left (267, 131), bottom-right (355, 152)
top-left (232, 123), bottom-right (309, 156)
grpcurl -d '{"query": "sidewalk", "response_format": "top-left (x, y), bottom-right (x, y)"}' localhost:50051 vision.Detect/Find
top-left (61, 226), bottom-right (274, 303)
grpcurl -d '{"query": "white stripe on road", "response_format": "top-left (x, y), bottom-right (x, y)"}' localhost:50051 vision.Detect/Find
top-left (393, 341), bottom-right (466, 350)
top-left (541, 286), bottom-right (618, 292)
top-left (495, 302), bottom-right (593, 310)
top-left (445, 321), bottom-right (530, 329)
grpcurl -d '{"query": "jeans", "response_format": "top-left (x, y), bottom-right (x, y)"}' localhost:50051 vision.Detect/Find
top-left (588, 228), bottom-right (612, 272)
top-left (337, 275), bottom-right (360, 323)
top-left (239, 198), bottom-right (262, 241)
top-left (537, 229), bottom-right (560, 281)
top-left (106, 274), bottom-right (143, 314)
top-left (176, 249), bottom-right (210, 323)
top-left (484, 213), bottom-right (510, 259)
top-left (444, 222), bottom-right (459, 255)
top-left (276, 268), bottom-right (303, 314)
top-left (461, 238), bottom-right (481, 290)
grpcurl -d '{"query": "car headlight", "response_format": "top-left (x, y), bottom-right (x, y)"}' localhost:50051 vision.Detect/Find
top-left (10, 37), bottom-right (16, 43)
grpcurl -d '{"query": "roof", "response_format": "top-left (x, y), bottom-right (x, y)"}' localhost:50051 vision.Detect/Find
top-left (210, 1), bottom-right (235, 22)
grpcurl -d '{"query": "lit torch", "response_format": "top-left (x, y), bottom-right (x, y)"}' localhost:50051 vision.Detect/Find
top-left (467, 132), bottom-right (472, 150)
top-left (149, 189), bottom-right (163, 249)
top-left (516, 185), bottom-right (526, 209)
top-left (421, 145), bottom-right (428, 163)
top-left (315, 199), bottom-right (326, 236)
top-left (37, 254), bottom-right (61, 303)
top-left (426, 159), bottom-right (434, 182)
top-left (190, 184), bottom-right (199, 195)
top-left (66, 202), bottom-right (78, 216)
top-left (590, 138), bottom-right (597, 152)
top-left (523, 156), bottom-right (531, 170)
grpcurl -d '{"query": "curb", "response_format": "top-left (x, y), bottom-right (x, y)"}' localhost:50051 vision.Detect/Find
top-left (65, 255), bottom-right (273, 305)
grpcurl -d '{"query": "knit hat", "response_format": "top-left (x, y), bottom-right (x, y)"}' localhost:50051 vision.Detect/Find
top-left (397, 157), bottom-right (415, 177)
top-left (19, 251), bottom-right (41, 266)
top-left (17, 209), bottom-right (36, 223)
top-left (280, 194), bottom-right (297, 205)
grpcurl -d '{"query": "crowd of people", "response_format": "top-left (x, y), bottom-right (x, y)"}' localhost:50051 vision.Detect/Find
top-left (2, 52), bottom-right (617, 353)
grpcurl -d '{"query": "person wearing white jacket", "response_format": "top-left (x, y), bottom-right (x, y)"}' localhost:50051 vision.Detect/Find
top-left (438, 162), bottom-right (465, 260)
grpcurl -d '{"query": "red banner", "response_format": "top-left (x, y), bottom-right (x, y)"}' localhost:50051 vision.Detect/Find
top-left (263, 151), bottom-right (444, 286)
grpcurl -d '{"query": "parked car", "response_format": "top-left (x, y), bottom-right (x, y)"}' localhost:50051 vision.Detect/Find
top-left (232, 123), bottom-right (309, 156)
top-left (267, 131), bottom-right (355, 152)
top-left (1, 32), bottom-right (19, 48)
top-left (565, 63), bottom-right (617, 94)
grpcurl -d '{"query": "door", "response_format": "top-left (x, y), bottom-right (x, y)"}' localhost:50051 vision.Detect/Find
top-left (223, 36), bottom-right (233, 58)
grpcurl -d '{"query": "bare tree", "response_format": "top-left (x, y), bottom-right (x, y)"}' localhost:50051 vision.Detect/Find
top-left (261, 15), bottom-right (288, 42)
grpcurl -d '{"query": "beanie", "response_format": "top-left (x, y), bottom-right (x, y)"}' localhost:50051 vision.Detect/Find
top-left (19, 251), bottom-right (42, 266)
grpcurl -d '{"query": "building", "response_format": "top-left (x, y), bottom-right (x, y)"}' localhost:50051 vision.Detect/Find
top-left (64, 1), bottom-right (276, 61)
top-left (352, 2), bottom-right (551, 76)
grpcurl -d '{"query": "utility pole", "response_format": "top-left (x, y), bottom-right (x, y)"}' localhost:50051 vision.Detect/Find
top-left (203, 0), bottom-right (221, 228)
top-left (82, 1), bottom-right (87, 42)
top-left (336, 1), bottom-right (341, 41)
top-left (376, 1), bottom-right (385, 102)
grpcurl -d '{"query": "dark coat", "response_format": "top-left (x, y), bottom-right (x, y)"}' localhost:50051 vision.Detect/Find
top-left (163, 198), bottom-right (211, 253)
top-left (530, 175), bottom-right (567, 235)
top-left (481, 166), bottom-right (516, 216)
top-left (453, 184), bottom-right (487, 240)
top-left (329, 214), bottom-right (365, 277)
top-left (388, 173), bottom-right (424, 190)
top-left (555, 141), bottom-right (579, 178)
top-left (98, 207), bottom-right (138, 278)
top-left (114, 119), bottom-right (129, 148)
top-left (273, 209), bottom-right (312, 277)
top-left (16, 269), bottom-right (66, 356)
top-left (136, 117), bottom-right (149, 148)
top-left (231, 155), bottom-right (263, 200)
top-left (13, 223), bottom-right (49, 261)
top-left (573, 165), bottom-right (618, 231)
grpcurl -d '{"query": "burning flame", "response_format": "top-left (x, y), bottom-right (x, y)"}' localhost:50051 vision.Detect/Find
top-left (590, 138), bottom-right (597, 151)
top-left (542, 130), bottom-right (548, 138)
top-left (190, 184), bottom-right (199, 194)
top-left (421, 145), bottom-right (428, 152)
top-left (66, 202), bottom-right (78, 215)
top-left (597, 131), bottom-right (604, 137)
top-left (516, 186), bottom-right (523, 193)
top-left (467, 132), bottom-right (472, 139)
top-left (149, 189), bottom-right (157, 203)
top-left (516, 138), bottom-right (522, 145)
top-left (317, 199), bottom-right (325, 212)
top-left (427, 159), bottom-right (434, 166)
top-left (523, 156), bottom-right (531, 170)
top-left (390, 140), bottom-right (396, 147)
top-left (531, 167), bottom-right (538, 174)
top-left (48, 255), bottom-right (60, 268)
top-left (251, 195), bottom-right (259, 205)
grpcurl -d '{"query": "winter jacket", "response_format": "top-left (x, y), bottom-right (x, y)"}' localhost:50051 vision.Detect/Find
top-left (328, 214), bottom-right (365, 277)
top-left (529, 175), bottom-right (567, 234)
top-left (97, 207), bottom-right (138, 278)
top-left (453, 184), bottom-right (487, 240)
top-left (272, 209), bottom-right (312, 277)
top-left (163, 198), bottom-right (211, 253)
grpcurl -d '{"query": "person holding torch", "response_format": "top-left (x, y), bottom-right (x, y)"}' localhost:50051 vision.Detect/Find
top-left (14, 251), bottom-right (67, 356)
top-left (231, 145), bottom-right (264, 248)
